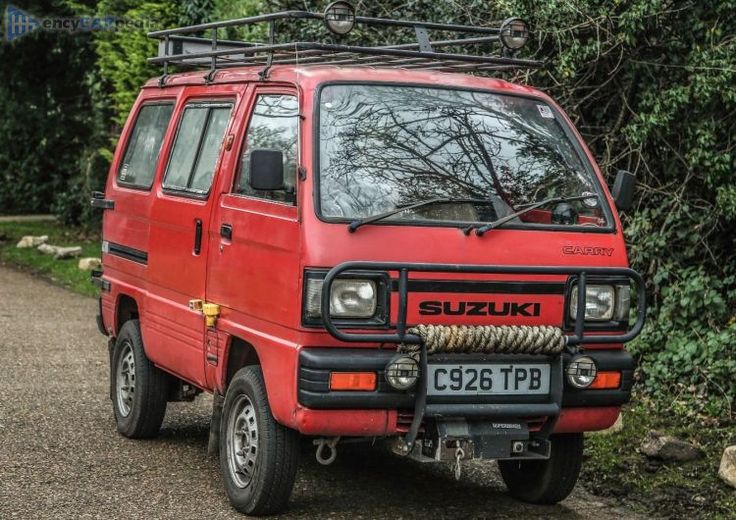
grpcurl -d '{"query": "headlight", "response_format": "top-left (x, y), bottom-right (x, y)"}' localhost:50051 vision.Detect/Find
top-left (569, 284), bottom-right (630, 322)
top-left (569, 284), bottom-right (614, 321)
top-left (305, 277), bottom-right (377, 318)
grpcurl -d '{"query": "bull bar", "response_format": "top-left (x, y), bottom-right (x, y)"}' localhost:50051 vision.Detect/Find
top-left (318, 262), bottom-right (646, 452)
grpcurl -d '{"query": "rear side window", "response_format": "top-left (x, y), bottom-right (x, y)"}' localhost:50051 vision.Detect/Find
top-left (236, 94), bottom-right (298, 203)
top-left (118, 103), bottom-right (173, 189)
top-left (163, 102), bottom-right (233, 196)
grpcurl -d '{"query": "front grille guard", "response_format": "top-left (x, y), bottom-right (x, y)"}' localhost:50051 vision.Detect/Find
top-left (320, 261), bottom-right (646, 346)
top-left (319, 261), bottom-right (646, 451)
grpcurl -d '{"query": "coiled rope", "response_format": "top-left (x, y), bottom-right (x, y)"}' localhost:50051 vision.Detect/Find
top-left (398, 324), bottom-right (566, 355)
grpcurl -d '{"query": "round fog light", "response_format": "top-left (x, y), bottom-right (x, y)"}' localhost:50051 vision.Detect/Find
top-left (385, 354), bottom-right (419, 390)
top-left (566, 355), bottom-right (597, 389)
top-left (324, 1), bottom-right (355, 36)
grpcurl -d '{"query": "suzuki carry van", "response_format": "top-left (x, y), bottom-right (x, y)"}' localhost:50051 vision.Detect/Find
top-left (92, 3), bottom-right (646, 515)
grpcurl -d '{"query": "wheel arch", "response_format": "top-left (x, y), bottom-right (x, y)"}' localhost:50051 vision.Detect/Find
top-left (224, 336), bottom-right (261, 388)
top-left (115, 293), bottom-right (140, 335)
top-left (214, 325), bottom-right (299, 429)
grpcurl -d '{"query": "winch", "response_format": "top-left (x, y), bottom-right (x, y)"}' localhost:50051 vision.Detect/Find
top-left (395, 418), bottom-right (552, 478)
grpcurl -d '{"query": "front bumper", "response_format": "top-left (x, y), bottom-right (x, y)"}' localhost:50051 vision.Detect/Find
top-left (298, 261), bottom-right (643, 444)
top-left (298, 347), bottom-right (634, 413)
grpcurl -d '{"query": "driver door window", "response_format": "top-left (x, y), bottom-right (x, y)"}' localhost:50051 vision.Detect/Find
top-left (236, 94), bottom-right (298, 203)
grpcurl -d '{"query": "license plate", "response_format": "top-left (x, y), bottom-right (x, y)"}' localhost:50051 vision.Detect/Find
top-left (427, 363), bottom-right (550, 396)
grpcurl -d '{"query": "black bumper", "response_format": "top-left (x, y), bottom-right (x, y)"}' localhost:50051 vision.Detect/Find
top-left (298, 347), bottom-right (634, 411)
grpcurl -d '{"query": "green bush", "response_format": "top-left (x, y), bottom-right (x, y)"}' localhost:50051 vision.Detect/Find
top-left (53, 147), bottom-right (111, 227)
top-left (92, 1), bottom-right (182, 125)
top-left (629, 266), bottom-right (735, 418)
top-left (0, 6), bottom-right (98, 215)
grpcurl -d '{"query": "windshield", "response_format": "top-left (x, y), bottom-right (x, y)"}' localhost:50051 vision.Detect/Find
top-left (317, 84), bottom-right (610, 229)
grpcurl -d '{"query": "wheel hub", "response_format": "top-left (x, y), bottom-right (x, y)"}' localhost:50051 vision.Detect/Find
top-left (226, 394), bottom-right (259, 488)
top-left (116, 342), bottom-right (135, 417)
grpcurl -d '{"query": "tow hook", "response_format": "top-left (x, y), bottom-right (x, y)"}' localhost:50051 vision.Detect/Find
top-left (313, 436), bottom-right (340, 465)
top-left (453, 446), bottom-right (465, 480)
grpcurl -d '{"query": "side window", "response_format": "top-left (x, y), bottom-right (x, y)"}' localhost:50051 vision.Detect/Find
top-left (236, 94), bottom-right (298, 203)
top-left (162, 102), bottom-right (233, 196)
top-left (118, 103), bottom-right (173, 189)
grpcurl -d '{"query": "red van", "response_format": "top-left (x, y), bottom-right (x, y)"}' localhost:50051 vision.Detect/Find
top-left (92, 4), bottom-right (646, 515)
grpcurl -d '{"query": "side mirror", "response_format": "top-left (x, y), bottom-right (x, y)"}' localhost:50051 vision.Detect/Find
top-left (611, 169), bottom-right (636, 212)
top-left (249, 149), bottom-right (284, 191)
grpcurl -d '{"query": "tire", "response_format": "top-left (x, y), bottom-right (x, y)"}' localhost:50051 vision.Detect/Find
top-left (498, 433), bottom-right (584, 505)
top-left (220, 366), bottom-right (300, 516)
top-left (111, 319), bottom-right (168, 438)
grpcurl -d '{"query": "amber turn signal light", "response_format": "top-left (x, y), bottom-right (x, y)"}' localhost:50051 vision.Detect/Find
top-left (589, 371), bottom-right (621, 390)
top-left (329, 372), bottom-right (377, 391)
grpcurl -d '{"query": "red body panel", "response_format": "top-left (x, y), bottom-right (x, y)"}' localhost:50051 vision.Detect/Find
top-left (102, 66), bottom-right (630, 436)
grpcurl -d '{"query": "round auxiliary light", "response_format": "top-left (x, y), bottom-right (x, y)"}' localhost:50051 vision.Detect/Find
top-left (499, 18), bottom-right (530, 50)
top-left (385, 354), bottom-right (419, 391)
top-left (566, 355), bottom-right (598, 389)
top-left (324, 1), bottom-right (356, 36)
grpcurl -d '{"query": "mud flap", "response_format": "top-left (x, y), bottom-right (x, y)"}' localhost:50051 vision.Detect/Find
top-left (207, 391), bottom-right (224, 457)
top-left (108, 337), bottom-right (115, 401)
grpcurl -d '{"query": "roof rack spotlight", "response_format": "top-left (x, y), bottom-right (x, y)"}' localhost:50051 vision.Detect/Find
top-left (499, 18), bottom-right (530, 50)
top-left (324, 1), bottom-right (356, 35)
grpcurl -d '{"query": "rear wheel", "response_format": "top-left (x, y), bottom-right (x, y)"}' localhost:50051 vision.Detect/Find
top-left (498, 433), bottom-right (584, 504)
top-left (220, 366), bottom-right (299, 516)
top-left (111, 319), bottom-right (168, 438)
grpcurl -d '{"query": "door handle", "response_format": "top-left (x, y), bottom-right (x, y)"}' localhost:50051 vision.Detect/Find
top-left (220, 223), bottom-right (233, 240)
top-left (193, 219), bottom-right (203, 255)
top-left (90, 191), bottom-right (114, 210)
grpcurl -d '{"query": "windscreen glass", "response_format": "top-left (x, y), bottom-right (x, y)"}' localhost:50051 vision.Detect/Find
top-left (318, 84), bottom-right (609, 228)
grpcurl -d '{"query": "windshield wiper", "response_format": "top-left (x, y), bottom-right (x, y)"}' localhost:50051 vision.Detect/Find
top-left (465, 193), bottom-right (600, 237)
top-left (348, 197), bottom-right (493, 233)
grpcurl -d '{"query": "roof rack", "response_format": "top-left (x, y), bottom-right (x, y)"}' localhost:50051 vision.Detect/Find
top-left (148, 1), bottom-right (542, 83)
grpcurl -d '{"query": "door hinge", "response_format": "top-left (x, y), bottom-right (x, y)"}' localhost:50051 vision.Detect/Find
top-left (189, 299), bottom-right (220, 327)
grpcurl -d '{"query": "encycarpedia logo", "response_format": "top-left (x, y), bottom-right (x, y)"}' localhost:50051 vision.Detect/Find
top-left (3, 4), bottom-right (157, 42)
top-left (5, 4), bottom-right (40, 41)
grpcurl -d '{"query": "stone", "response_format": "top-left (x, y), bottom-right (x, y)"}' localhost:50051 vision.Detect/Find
top-left (16, 235), bottom-right (48, 248)
top-left (718, 446), bottom-right (736, 488)
top-left (53, 246), bottom-right (82, 260)
top-left (37, 244), bottom-right (82, 260)
top-left (37, 244), bottom-right (56, 255)
top-left (78, 257), bottom-right (102, 271)
top-left (640, 430), bottom-right (704, 462)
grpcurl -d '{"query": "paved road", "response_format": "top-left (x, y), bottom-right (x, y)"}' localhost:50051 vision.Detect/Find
top-left (0, 265), bottom-right (643, 519)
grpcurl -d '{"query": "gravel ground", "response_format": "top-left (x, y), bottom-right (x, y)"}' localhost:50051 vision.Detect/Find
top-left (0, 265), bottom-right (646, 519)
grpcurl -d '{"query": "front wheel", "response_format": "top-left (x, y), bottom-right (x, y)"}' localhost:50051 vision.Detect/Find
top-left (219, 366), bottom-right (300, 516)
top-left (498, 433), bottom-right (584, 504)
